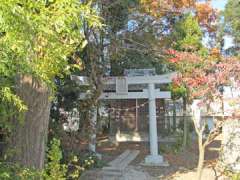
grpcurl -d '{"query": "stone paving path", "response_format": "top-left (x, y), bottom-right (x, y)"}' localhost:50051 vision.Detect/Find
top-left (101, 150), bottom-right (140, 179)
top-left (80, 166), bottom-right (153, 180)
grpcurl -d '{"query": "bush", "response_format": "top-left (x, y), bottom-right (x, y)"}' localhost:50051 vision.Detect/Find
top-left (0, 162), bottom-right (42, 180)
top-left (81, 153), bottom-right (104, 169)
top-left (66, 152), bottom-right (104, 179)
top-left (67, 155), bottom-right (84, 179)
top-left (44, 138), bottom-right (67, 180)
top-left (0, 139), bottom-right (104, 180)
top-left (232, 174), bottom-right (240, 180)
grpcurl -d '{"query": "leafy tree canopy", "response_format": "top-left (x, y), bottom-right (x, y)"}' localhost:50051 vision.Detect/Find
top-left (0, 0), bottom-right (101, 126)
top-left (224, 0), bottom-right (240, 41)
top-left (171, 14), bottom-right (203, 52)
top-left (224, 0), bottom-right (240, 50)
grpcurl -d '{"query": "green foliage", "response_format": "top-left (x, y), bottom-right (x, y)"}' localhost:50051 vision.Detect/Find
top-left (67, 155), bottom-right (83, 179)
top-left (44, 138), bottom-right (67, 180)
top-left (80, 153), bottom-right (104, 169)
top-left (224, 170), bottom-right (240, 180)
top-left (0, 138), bottom-right (104, 180)
top-left (103, 1), bottom-right (129, 33)
top-left (0, 0), bottom-right (101, 126)
top-left (168, 84), bottom-right (187, 100)
top-left (0, 87), bottom-right (27, 129)
top-left (0, 0), bottom-right (96, 84)
top-left (0, 162), bottom-right (42, 180)
top-left (111, 49), bottom-right (164, 75)
top-left (159, 132), bottom-right (183, 154)
top-left (67, 153), bottom-right (104, 179)
top-left (110, 30), bottom-right (166, 76)
top-left (171, 13), bottom-right (204, 52)
top-left (224, 0), bottom-right (240, 45)
top-left (232, 173), bottom-right (240, 180)
top-left (168, 14), bottom-right (208, 101)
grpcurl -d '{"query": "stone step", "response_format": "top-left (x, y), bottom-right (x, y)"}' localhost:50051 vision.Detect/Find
top-left (108, 150), bottom-right (139, 169)
top-left (108, 150), bottom-right (130, 167)
top-left (102, 150), bottom-right (140, 179)
top-left (102, 166), bottom-right (122, 172)
top-left (102, 170), bottom-right (122, 177)
top-left (118, 150), bottom-right (139, 169)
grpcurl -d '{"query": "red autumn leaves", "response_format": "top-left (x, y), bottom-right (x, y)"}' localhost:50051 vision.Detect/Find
top-left (166, 49), bottom-right (240, 101)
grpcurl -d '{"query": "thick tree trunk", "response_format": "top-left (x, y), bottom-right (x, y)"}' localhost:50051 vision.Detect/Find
top-left (9, 75), bottom-right (51, 170)
top-left (197, 134), bottom-right (205, 180)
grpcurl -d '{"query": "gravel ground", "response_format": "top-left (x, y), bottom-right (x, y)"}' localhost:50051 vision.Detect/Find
top-left (80, 136), bottom-right (228, 180)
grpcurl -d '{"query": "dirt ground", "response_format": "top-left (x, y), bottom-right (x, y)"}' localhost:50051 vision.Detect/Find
top-left (81, 136), bottom-right (230, 180)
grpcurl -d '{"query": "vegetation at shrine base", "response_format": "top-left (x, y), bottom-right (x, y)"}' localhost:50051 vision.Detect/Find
top-left (0, 0), bottom-right (240, 180)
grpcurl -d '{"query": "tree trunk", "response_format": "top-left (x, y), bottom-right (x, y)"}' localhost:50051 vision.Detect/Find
top-left (197, 134), bottom-right (205, 180)
top-left (183, 97), bottom-right (188, 149)
top-left (9, 75), bottom-right (51, 170)
top-left (89, 107), bottom-right (97, 153)
top-left (172, 100), bottom-right (177, 132)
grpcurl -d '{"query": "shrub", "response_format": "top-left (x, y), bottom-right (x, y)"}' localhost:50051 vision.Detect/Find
top-left (67, 152), bottom-right (104, 179)
top-left (232, 174), bottom-right (240, 180)
top-left (0, 139), bottom-right (104, 180)
top-left (0, 162), bottom-right (42, 180)
top-left (44, 138), bottom-right (67, 180)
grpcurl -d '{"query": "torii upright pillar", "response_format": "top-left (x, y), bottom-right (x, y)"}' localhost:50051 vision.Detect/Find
top-left (144, 83), bottom-right (169, 166)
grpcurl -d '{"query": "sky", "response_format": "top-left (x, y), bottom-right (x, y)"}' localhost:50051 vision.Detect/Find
top-left (211, 0), bottom-right (227, 10)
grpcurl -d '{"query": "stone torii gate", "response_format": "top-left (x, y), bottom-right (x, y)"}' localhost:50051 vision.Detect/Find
top-left (71, 72), bottom-right (175, 166)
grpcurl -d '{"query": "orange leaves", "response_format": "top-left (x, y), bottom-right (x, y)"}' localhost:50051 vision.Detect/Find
top-left (172, 0), bottom-right (195, 9)
top-left (140, 0), bottom-right (195, 17)
top-left (196, 2), bottom-right (218, 31)
top-left (196, 2), bottom-right (213, 21)
top-left (139, 0), bottom-right (217, 33)
top-left (140, 0), bottom-right (195, 16)
top-left (210, 47), bottom-right (221, 58)
top-left (151, 0), bottom-right (158, 7)
top-left (207, 48), bottom-right (222, 62)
